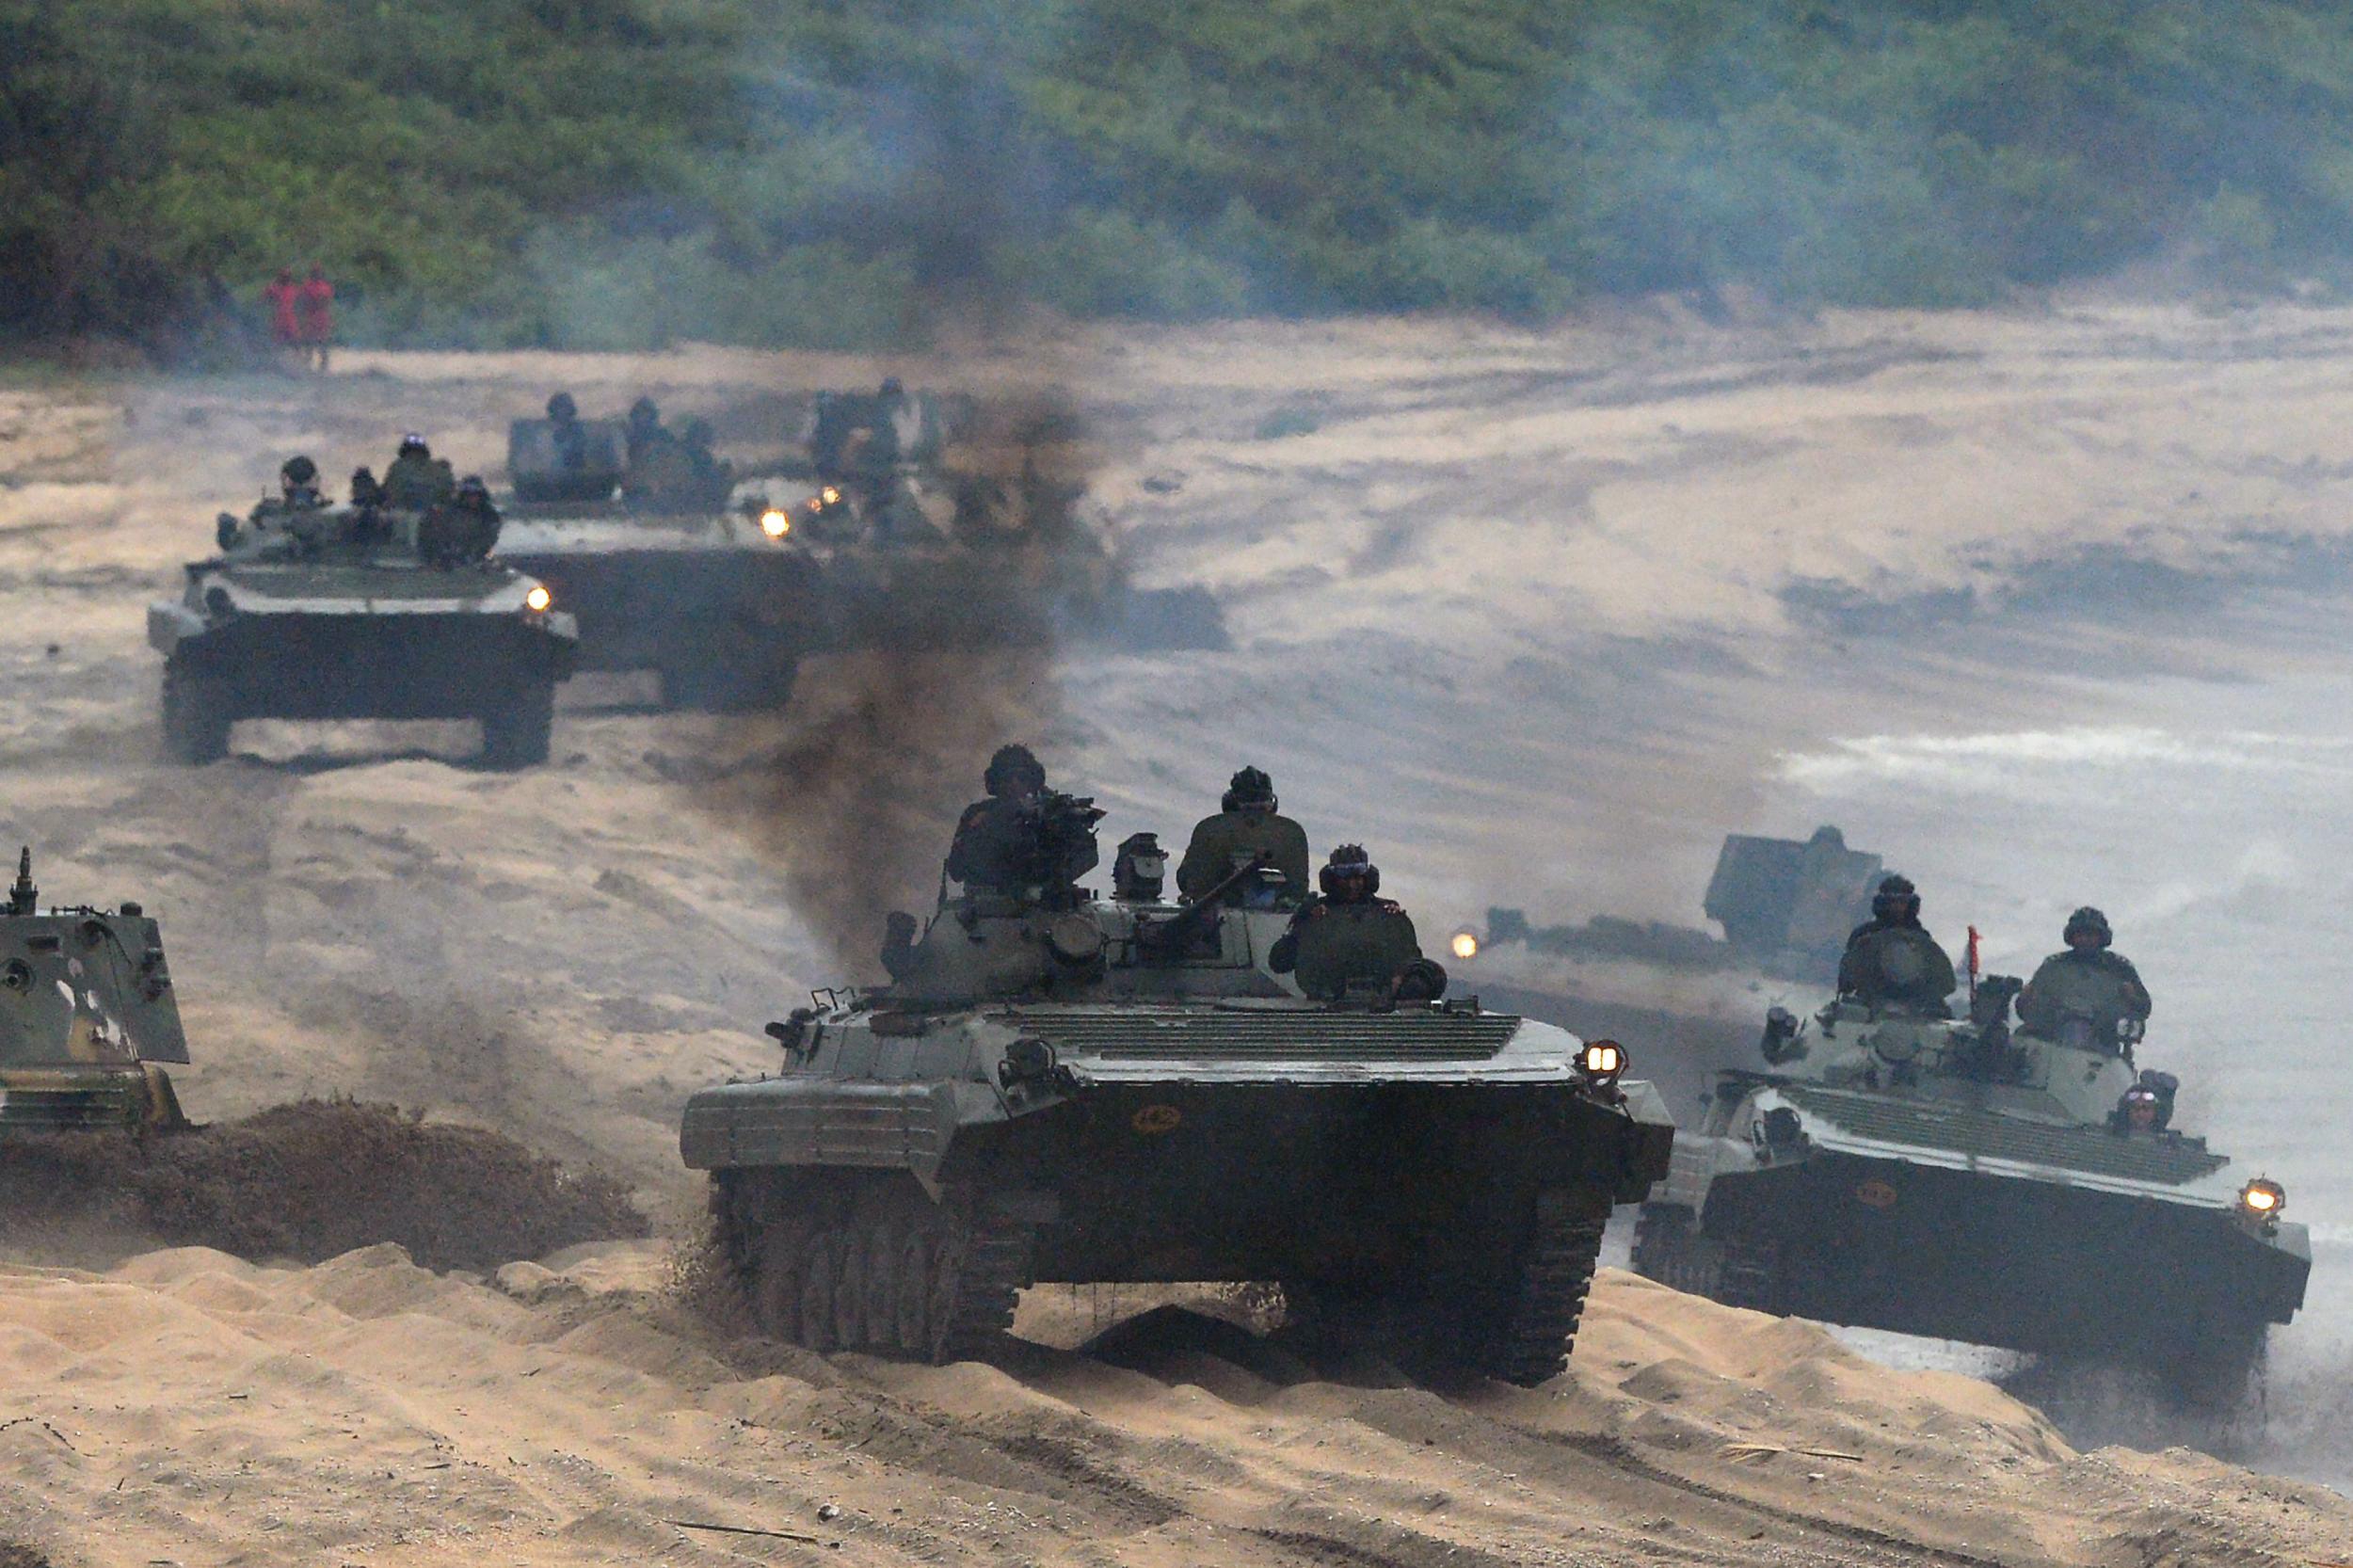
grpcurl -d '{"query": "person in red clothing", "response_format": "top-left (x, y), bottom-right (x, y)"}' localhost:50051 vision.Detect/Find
top-left (296, 263), bottom-right (335, 373)
top-left (263, 268), bottom-right (301, 367)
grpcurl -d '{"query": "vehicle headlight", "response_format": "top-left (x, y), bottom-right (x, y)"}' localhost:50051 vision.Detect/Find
top-left (760, 508), bottom-right (792, 539)
top-left (2240, 1177), bottom-right (2285, 1217)
top-left (821, 486), bottom-right (841, 506)
top-left (1579, 1038), bottom-right (1625, 1081)
top-left (1449, 931), bottom-right (1479, 960)
top-left (523, 584), bottom-right (552, 613)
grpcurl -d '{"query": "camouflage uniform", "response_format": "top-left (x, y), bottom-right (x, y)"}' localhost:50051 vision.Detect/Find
top-left (2019, 948), bottom-right (2152, 1043)
top-left (382, 450), bottom-right (456, 509)
top-left (1176, 809), bottom-right (1311, 903)
top-left (1270, 896), bottom-right (1424, 1000)
top-left (1837, 919), bottom-right (1958, 1016)
top-left (946, 797), bottom-right (1032, 894)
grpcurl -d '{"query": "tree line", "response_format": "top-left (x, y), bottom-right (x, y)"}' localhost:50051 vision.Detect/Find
top-left (6, 0), bottom-right (2351, 355)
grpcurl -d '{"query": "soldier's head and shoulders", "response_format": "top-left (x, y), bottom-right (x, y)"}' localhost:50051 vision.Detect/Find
top-left (1848, 874), bottom-right (1929, 943)
top-left (2040, 906), bottom-right (2139, 973)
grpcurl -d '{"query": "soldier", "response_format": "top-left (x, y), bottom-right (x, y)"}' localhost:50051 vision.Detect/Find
top-left (944, 744), bottom-right (1101, 901)
top-left (546, 392), bottom-right (588, 472)
top-left (279, 455), bottom-right (325, 510)
top-left (417, 475), bottom-right (500, 566)
top-left (1269, 845), bottom-right (1445, 1001)
top-left (679, 417), bottom-right (733, 503)
top-left (1176, 766), bottom-right (1311, 905)
top-left (2018, 906), bottom-right (2152, 1050)
top-left (382, 434), bottom-right (456, 509)
top-left (1836, 874), bottom-right (1958, 1016)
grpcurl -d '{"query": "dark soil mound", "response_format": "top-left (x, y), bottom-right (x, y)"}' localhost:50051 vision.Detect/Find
top-left (0, 1099), bottom-right (647, 1271)
top-left (0, 1543), bottom-right (56, 1568)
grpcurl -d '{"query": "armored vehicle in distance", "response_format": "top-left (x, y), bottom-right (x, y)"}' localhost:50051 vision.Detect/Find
top-left (1, 850), bottom-right (188, 1134)
top-left (149, 493), bottom-right (577, 767)
top-left (1632, 979), bottom-right (2310, 1404)
top-left (684, 828), bottom-right (1674, 1384)
top-left (496, 409), bottom-right (815, 711)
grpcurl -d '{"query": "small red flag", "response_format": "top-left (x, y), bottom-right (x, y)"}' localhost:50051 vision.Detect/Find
top-left (1966, 924), bottom-right (1981, 1000)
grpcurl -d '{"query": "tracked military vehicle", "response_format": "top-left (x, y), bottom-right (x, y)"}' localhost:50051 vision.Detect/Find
top-left (684, 827), bottom-right (1674, 1384)
top-left (492, 409), bottom-right (814, 711)
top-left (0, 850), bottom-right (188, 1134)
top-left (149, 494), bottom-right (577, 767)
top-left (1632, 979), bottom-right (2310, 1404)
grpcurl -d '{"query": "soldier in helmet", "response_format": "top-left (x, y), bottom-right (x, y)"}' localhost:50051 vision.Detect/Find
top-left (382, 434), bottom-right (456, 509)
top-left (1176, 765), bottom-right (1311, 905)
top-left (1836, 874), bottom-right (1958, 1016)
top-left (277, 455), bottom-right (324, 511)
top-left (418, 474), bottom-right (502, 566)
top-left (1269, 845), bottom-right (1446, 1001)
top-left (2018, 905), bottom-right (2152, 1051)
top-left (546, 391), bottom-right (588, 472)
top-left (944, 744), bottom-right (1101, 902)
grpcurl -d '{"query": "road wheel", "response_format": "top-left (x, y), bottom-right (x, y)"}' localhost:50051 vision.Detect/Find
top-left (479, 680), bottom-right (554, 769)
top-left (160, 664), bottom-right (233, 764)
top-left (1630, 1204), bottom-right (1723, 1298)
top-left (798, 1234), bottom-right (841, 1352)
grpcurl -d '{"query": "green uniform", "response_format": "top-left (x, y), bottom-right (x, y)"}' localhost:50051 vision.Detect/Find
top-left (1837, 919), bottom-right (1957, 1016)
top-left (1176, 809), bottom-right (1311, 902)
top-left (1269, 896), bottom-right (1423, 1000)
top-left (382, 452), bottom-right (456, 509)
top-left (2018, 948), bottom-right (2151, 1044)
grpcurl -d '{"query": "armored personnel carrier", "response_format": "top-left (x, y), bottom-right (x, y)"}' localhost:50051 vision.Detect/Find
top-left (1631, 978), bottom-right (2310, 1404)
top-left (683, 820), bottom-right (1674, 1384)
top-left (149, 492), bottom-right (578, 767)
top-left (0, 850), bottom-right (188, 1134)
top-left (494, 409), bottom-right (818, 711)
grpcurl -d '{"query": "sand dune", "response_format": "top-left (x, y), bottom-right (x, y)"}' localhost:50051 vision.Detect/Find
top-left (1, 1242), bottom-right (2344, 1567)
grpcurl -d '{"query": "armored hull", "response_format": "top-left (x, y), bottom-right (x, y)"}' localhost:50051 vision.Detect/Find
top-left (1, 854), bottom-right (188, 1136)
top-left (497, 504), bottom-right (815, 711)
top-left (685, 899), bottom-right (1672, 1384)
top-left (149, 527), bottom-right (577, 768)
top-left (1634, 1003), bottom-right (2310, 1402)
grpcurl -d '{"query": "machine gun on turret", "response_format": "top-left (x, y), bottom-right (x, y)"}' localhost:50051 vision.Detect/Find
top-left (1137, 852), bottom-right (1270, 959)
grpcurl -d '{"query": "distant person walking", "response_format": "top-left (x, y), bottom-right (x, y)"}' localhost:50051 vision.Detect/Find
top-left (296, 263), bottom-right (335, 373)
top-left (263, 268), bottom-right (302, 369)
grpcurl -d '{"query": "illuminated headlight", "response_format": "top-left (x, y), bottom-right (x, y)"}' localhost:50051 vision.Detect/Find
top-left (821, 486), bottom-right (841, 506)
top-left (1449, 931), bottom-right (1480, 961)
top-left (523, 584), bottom-right (552, 613)
top-left (759, 508), bottom-right (792, 539)
top-left (1578, 1039), bottom-right (1625, 1081)
top-left (2240, 1177), bottom-right (2285, 1217)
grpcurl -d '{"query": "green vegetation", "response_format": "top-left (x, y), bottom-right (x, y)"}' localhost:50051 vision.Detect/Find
top-left (8, 0), bottom-right (2353, 353)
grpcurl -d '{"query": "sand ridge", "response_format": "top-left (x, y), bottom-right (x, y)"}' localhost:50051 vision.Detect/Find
top-left (1, 1243), bottom-right (2345, 1567)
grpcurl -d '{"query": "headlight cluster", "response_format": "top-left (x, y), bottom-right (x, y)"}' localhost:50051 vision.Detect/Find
top-left (759, 508), bottom-right (792, 539)
top-left (2239, 1176), bottom-right (2285, 1218)
top-left (1579, 1038), bottom-right (1625, 1082)
top-left (523, 584), bottom-right (552, 613)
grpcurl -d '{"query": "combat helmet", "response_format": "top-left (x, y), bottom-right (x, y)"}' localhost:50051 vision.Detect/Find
top-left (1320, 843), bottom-right (1378, 901)
top-left (2064, 905), bottom-right (2112, 948)
top-left (984, 743), bottom-right (1046, 798)
top-left (1222, 765), bottom-right (1276, 813)
top-left (1871, 874), bottom-right (1920, 924)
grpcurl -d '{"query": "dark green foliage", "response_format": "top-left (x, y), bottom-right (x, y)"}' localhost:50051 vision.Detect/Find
top-left (10, 0), bottom-right (2353, 352)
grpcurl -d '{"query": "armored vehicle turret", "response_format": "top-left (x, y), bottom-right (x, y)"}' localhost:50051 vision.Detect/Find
top-left (1631, 976), bottom-right (2310, 1405)
top-left (148, 484), bottom-right (578, 767)
top-left (684, 819), bottom-right (1674, 1384)
top-left (0, 850), bottom-right (188, 1134)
